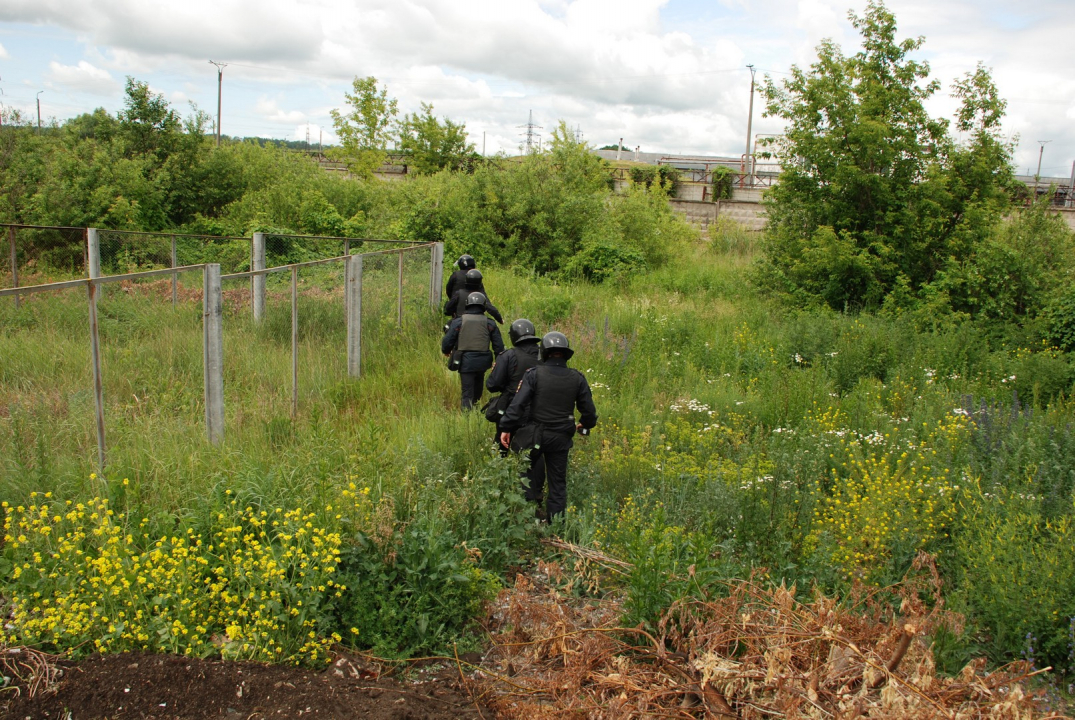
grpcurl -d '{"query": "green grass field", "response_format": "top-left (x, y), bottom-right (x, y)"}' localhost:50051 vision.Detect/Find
top-left (2, 233), bottom-right (1074, 676)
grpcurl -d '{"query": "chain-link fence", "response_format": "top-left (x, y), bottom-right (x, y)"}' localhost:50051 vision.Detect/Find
top-left (216, 242), bottom-right (441, 425)
top-left (2, 230), bottom-right (443, 472)
top-left (1, 225), bottom-right (89, 307)
top-left (0, 263), bottom-right (219, 472)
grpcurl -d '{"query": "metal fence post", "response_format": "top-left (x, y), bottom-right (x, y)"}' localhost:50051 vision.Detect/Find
top-left (291, 265), bottom-right (299, 419)
top-left (397, 249), bottom-right (404, 328)
top-left (252, 232), bottom-right (266, 322)
top-left (8, 226), bottom-right (18, 309)
top-left (87, 228), bottom-right (101, 279)
top-left (203, 263), bottom-right (225, 444)
top-left (346, 254), bottom-right (362, 378)
top-left (87, 279), bottom-right (106, 472)
top-left (170, 235), bottom-right (178, 308)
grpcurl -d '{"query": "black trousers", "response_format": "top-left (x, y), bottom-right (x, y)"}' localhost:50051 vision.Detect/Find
top-left (524, 431), bottom-right (572, 520)
top-left (459, 371), bottom-right (485, 410)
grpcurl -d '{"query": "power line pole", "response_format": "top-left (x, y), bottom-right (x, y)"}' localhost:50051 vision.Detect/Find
top-left (1068, 159), bottom-right (1075, 208)
top-left (208, 60), bottom-right (227, 146)
top-left (36, 90), bottom-right (44, 130)
top-left (744, 65), bottom-right (756, 188)
top-left (1035, 140), bottom-right (1051, 182)
top-left (518, 110), bottom-right (542, 153)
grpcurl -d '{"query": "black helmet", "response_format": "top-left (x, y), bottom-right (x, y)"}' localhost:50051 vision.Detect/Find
top-left (540, 331), bottom-right (574, 360)
top-left (509, 319), bottom-right (538, 346)
top-left (466, 291), bottom-right (487, 308)
top-left (457, 254), bottom-right (476, 270)
top-left (464, 268), bottom-right (483, 287)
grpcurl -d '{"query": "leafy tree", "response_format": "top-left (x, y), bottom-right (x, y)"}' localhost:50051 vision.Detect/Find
top-left (396, 102), bottom-right (475, 174)
top-left (329, 76), bottom-right (398, 179)
top-left (757, 1), bottom-right (1015, 311)
top-left (118, 77), bottom-right (182, 160)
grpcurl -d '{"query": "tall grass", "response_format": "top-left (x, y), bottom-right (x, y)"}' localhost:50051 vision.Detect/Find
top-left (2, 234), bottom-right (1074, 671)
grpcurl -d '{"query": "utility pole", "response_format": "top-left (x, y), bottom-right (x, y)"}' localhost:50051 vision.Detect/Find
top-left (36, 90), bottom-right (44, 130)
top-left (1035, 140), bottom-right (1051, 182)
top-left (208, 60), bottom-right (227, 146)
top-left (744, 65), bottom-right (756, 188)
top-left (1068, 159), bottom-right (1075, 208)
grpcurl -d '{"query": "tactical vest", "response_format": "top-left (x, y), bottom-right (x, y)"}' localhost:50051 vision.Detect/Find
top-left (508, 348), bottom-right (540, 390)
top-left (457, 314), bottom-right (489, 352)
top-left (530, 366), bottom-right (580, 425)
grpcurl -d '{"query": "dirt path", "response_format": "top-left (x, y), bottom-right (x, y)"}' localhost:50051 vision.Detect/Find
top-left (3, 651), bottom-right (491, 720)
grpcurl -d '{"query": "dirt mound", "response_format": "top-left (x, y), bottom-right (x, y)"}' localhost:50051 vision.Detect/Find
top-left (3, 650), bottom-right (488, 720)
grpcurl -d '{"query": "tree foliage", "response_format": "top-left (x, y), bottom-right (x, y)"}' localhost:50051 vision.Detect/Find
top-left (757, 1), bottom-right (1021, 313)
top-left (329, 76), bottom-right (399, 179)
top-left (396, 102), bottom-right (475, 174)
top-left (0, 79), bottom-right (691, 281)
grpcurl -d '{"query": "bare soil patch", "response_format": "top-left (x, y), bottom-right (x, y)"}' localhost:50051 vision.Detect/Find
top-left (3, 651), bottom-right (489, 720)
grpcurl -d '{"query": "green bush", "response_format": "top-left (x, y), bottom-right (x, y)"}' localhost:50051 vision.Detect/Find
top-left (712, 166), bottom-right (735, 200)
top-left (1044, 286), bottom-right (1075, 352)
top-left (954, 491), bottom-right (1075, 670)
top-left (334, 522), bottom-right (500, 657)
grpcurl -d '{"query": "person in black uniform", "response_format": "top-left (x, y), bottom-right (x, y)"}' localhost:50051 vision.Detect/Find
top-left (499, 331), bottom-right (598, 521)
top-left (444, 269), bottom-right (503, 324)
top-left (441, 292), bottom-right (505, 410)
top-left (485, 319), bottom-right (542, 451)
top-left (444, 254), bottom-right (476, 300)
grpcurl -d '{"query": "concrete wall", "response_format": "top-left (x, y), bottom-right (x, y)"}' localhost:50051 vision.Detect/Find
top-left (1056, 208), bottom-right (1075, 231)
top-left (669, 199), bottom-right (767, 232)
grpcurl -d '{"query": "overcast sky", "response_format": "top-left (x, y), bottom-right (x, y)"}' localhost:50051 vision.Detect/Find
top-left (1, 0), bottom-right (1073, 178)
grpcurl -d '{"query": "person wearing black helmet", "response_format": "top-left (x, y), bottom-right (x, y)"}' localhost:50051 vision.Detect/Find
top-left (445, 254), bottom-right (476, 300)
top-left (499, 331), bottom-right (598, 521)
top-left (441, 291), bottom-right (505, 410)
top-left (485, 319), bottom-right (542, 453)
top-left (444, 268), bottom-right (503, 324)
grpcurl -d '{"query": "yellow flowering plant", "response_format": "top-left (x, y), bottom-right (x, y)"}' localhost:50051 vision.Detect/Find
top-left (2, 493), bottom-right (345, 665)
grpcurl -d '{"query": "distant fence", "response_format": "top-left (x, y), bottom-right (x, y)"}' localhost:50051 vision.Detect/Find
top-left (0, 224), bottom-right (427, 304)
top-left (0, 228), bottom-right (444, 473)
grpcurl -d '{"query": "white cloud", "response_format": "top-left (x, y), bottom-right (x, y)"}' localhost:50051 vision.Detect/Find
top-left (255, 97), bottom-right (306, 124)
top-left (44, 60), bottom-right (118, 95)
top-left (1, 0), bottom-right (1072, 161)
top-left (1, 0), bottom-right (322, 63)
top-left (0, 41), bottom-right (9, 59)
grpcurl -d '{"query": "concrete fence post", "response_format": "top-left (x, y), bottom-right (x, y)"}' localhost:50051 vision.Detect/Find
top-left (203, 263), bottom-right (225, 444)
top-left (170, 235), bottom-right (178, 308)
top-left (291, 265), bottom-right (299, 419)
top-left (252, 232), bottom-right (266, 322)
top-left (343, 238), bottom-right (351, 322)
top-left (433, 243), bottom-right (444, 304)
top-left (87, 279), bottom-right (106, 472)
top-left (8, 226), bottom-right (18, 309)
top-left (397, 249), bottom-right (404, 328)
top-left (346, 254), bottom-right (362, 378)
top-left (428, 244), bottom-right (437, 307)
top-left (87, 228), bottom-right (101, 279)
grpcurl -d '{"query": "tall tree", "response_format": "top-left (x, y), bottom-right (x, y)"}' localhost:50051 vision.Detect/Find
top-left (757, 1), bottom-right (1013, 310)
top-left (118, 77), bottom-right (182, 161)
top-left (329, 76), bottom-right (398, 179)
top-left (396, 103), bottom-right (475, 174)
